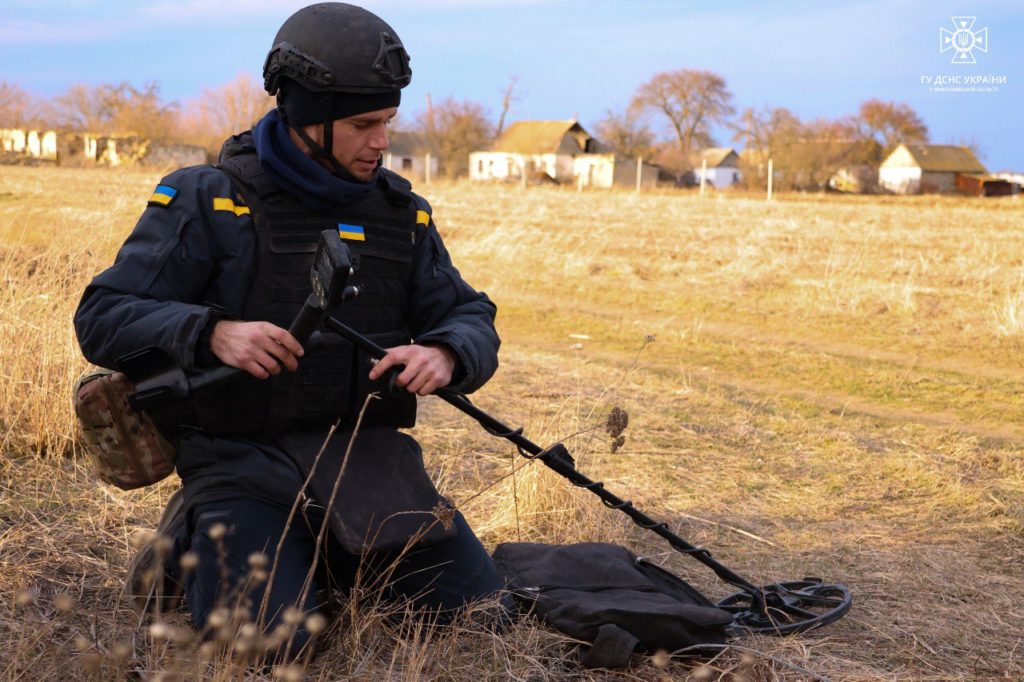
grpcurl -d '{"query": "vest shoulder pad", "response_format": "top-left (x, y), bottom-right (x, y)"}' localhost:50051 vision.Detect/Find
top-left (379, 168), bottom-right (414, 208)
top-left (216, 151), bottom-right (279, 200)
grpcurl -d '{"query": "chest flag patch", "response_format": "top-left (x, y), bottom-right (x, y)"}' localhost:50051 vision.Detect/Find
top-left (148, 184), bottom-right (178, 207)
top-left (338, 223), bottom-right (366, 241)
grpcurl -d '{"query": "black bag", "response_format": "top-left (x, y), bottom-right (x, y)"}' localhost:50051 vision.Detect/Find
top-left (492, 542), bottom-right (734, 668)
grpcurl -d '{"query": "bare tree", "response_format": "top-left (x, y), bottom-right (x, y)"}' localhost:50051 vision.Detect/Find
top-left (593, 107), bottom-right (655, 160)
top-left (414, 97), bottom-right (492, 178)
top-left (54, 81), bottom-right (178, 141)
top-left (179, 74), bottom-right (275, 153)
top-left (0, 81), bottom-right (49, 128)
top-left (732, 106), bottom-right (802, 188)
top-left (200, 74), bottom-right (275, 136)
top-left (630, 69), bottom-right (734, 162)
top-left (53, 84), bottom-right (109, 132)
top-left (856, 99), bottom-right (928, 161)
top-left (494, 76), bottom-right (520, 139)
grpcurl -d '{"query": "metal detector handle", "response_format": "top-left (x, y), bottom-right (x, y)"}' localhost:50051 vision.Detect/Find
top-left (288, 293), bottom-right (326, 345)
top-left (186, 296), bottom-right (324, 395)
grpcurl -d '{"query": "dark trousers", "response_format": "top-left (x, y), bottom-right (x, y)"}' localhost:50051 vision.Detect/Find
top-left (184, 497), bottom-right (508, 657)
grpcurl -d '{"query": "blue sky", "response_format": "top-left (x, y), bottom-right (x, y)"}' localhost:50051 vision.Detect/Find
top-left (2, 0), bottom-right (1022, 170)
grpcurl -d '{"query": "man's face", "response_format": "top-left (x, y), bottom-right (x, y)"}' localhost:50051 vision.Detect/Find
top-left (295, 106), bottom-right (398, 181)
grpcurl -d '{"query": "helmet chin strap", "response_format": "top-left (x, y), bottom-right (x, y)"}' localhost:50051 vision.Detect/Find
top-left (280, 95), bottom-right (351, 177)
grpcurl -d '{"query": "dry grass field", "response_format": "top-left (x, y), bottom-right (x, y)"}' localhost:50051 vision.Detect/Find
top-left (1, 165), bottom-right (1022, 681)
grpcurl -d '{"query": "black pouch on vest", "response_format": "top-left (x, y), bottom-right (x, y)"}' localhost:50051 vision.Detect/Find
top-left (492, 542), bottom-right (734, 668)
top-left (279, 427), bottom-right (457, 553)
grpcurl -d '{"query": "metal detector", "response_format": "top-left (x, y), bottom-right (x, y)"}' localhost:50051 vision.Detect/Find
top-left (322, 313), bottom-right (852, 635)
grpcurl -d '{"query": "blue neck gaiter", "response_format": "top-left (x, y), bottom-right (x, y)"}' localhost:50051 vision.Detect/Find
top-left (252, 109), bottom-right (375, 209)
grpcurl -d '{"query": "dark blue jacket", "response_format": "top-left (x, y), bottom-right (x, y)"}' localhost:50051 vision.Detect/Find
top-left (74, 137), bottom-right (499, 509)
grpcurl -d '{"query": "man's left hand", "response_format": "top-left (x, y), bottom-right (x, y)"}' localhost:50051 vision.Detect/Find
top-left (368, 343), bottom-right (456, 396)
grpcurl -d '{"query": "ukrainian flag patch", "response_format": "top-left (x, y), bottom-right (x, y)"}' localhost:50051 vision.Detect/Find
top-left (148, 184), bottom-right (177, 207)
top-left (338, 223), bottom-right (365, 241)
top-left (212, 197), bottom-right (251, 216)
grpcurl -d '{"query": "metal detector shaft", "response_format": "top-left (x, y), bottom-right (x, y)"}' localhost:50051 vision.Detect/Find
top-left (323, 315), bottom-right (763, 597)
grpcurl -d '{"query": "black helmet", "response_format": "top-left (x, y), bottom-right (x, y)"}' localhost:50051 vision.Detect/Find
top-left (262, 3), bottom-right (411, 176)
top-left (263, 2), bottom-right (411, 97)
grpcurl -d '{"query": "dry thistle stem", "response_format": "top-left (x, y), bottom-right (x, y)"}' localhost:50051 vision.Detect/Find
top-left (54, 592), bottom-right (76, 614)
top-left (79, 652), bottom-right (102, 675)
top-left (605, 406), bottom-right (629, 438)
top-left (148, 622), bottom-right (170, 642)
top-left (15, 587), bottom-right (37, 607)
top-left (610, 434), bottom-right (626, 453)
top-left (691, 664), bottom-right (715, 681)
top-left (282, 606), bottom-right (304, 626)
top-left (179, 551), bottom-right (199, 572)
top-left (304, 612), bottom-right (327, 636)
top-left (206, 522), bottom-right (227, 541)
top-left (206, 607), bottom-right (229, 629)
top-left (431, 500), bottom-right (457, 530)
top-left (111, 642), bottom-right (133, 662)
top-left (273, 664), bottom-right (306, 682)
top-left (248, 551), bottom-right (269, 569)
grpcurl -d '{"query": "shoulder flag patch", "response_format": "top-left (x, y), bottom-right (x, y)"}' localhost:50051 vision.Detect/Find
top-left (148, 184), bottom-right (178, 207)
top-left (415, 210), bottom-right (430, 226)
top-left (212, 197), bottom-right (251, 217)
top-left (338, 223), bottom-right (366, 241)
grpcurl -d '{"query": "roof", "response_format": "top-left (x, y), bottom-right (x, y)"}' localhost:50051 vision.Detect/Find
top-left (698, 147), bottom-right (739, 168)
top-left (882, 144), bottom-right (986, 173)
top-left (491, 119), bottom-right (587, 154)
top-left (387, 131), bottom-right (430, 156)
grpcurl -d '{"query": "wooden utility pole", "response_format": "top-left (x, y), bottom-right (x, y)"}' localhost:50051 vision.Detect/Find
top-left (635, 158), bottom-right (643, 193)
top-left (425, 153), bottom-right (432, 185)
top-left (767, 158), bottom-right (774, 201)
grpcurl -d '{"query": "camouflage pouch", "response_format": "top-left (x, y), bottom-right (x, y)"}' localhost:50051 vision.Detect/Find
top-left (73, 369), bottom-right (177, 490)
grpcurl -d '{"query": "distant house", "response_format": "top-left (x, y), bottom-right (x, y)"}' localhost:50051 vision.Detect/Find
top-left (955, 174), bottom-right (1015, 197)
top-left (994, 172), bottom-right (1024, 194)
top-left (694, 147), bottom-right (741, 187)
top-left (382, 131), bottom-right (437, 180)
top-left (469, 119), bottom-right (658, 188)
top-left (1, 128), bottom-right (58, 163)
top-left (879, 144), bottom-right (986, 194)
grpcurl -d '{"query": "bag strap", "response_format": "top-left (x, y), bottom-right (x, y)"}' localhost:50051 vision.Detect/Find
top-left (580, 623), bottom-right (640, 669)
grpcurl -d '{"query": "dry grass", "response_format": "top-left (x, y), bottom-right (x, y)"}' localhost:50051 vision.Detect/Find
top-left (1, 166), bottom-right (1023, 680)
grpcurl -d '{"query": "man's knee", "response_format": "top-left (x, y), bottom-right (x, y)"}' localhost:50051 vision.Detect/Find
top-left (183, 499), bottom-right (320, 658)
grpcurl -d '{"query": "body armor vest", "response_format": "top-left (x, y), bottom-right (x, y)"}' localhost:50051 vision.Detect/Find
top-left (192, 150), bottom-right (420, 436)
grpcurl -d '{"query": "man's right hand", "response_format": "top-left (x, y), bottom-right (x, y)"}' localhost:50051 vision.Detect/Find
top-left (209, 320), bottom-right (304, 379)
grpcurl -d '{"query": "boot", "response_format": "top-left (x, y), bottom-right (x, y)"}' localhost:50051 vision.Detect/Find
top-left (124, 487), bottom-right (187, 613)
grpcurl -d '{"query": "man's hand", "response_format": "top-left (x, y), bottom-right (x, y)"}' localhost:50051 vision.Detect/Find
top-left (209, 320), bottom-right (304, 379)
top-left (368, 343), bottom-right (456, 396)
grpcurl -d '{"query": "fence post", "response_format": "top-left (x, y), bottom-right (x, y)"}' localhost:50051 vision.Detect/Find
top-left (635, 157), bottom-right (643, 193)
top-left (767, 158), bottom-right (774, 201)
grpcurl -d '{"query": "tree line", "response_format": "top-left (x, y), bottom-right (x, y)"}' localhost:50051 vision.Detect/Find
top-left (2, 70), bottom-right (936, 189)
top-left (0, 75), bottom-right (499, 178)
top-left (596, 69), bottom-right (933, 191)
